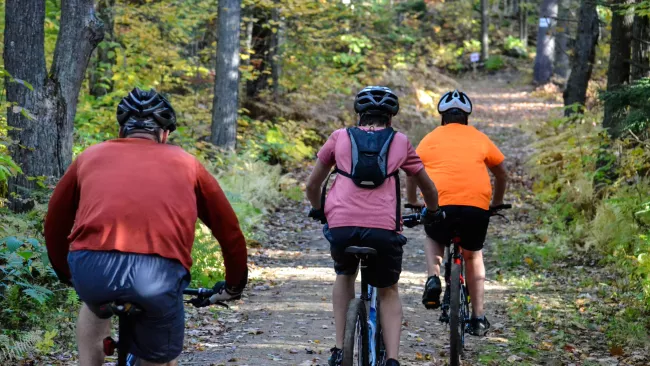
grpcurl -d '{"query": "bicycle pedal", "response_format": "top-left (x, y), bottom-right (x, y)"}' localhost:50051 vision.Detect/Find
top-left (423, 301), bottom-right (440, 310)
top-left (103, 337), bottom-right (116, 356)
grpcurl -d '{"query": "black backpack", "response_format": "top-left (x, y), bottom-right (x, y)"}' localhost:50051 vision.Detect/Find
top-left (320, 127), bottom-right (402, 230)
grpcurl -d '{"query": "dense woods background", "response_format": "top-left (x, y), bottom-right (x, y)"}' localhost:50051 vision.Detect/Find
top-left (0, 0), bottom-right (649, 363)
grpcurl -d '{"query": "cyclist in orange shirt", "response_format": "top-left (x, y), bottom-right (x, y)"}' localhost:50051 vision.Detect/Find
top-left (406, 90), bottom-right (508, 336)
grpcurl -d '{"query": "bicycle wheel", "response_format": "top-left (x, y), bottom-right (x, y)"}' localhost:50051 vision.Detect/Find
top-left (342, 298), bottom-right (369, 366)
top-left (375, 301), bottom-right (386, 366)
top-left (449, 260), bottom-right (463, 366)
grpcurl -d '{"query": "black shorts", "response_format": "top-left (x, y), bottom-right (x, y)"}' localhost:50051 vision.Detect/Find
top-left (324, 225), bottom-right (407, 288)
top-left (68, 250), bottom-right (190, 363)
top-left (424, 205), bottom-right (490, 251)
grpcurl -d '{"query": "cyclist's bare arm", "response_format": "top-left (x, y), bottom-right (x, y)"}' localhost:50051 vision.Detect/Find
top-left (195, 161), bottom-right (248, 291)
top-left (44, 159), bottom-right (80, 284)
top-left (306, 159), bottom-right (334, 209)
top-left (406, 169), bottom-right (439, 210)
top-left (489, 162), bottom-right (508, 207)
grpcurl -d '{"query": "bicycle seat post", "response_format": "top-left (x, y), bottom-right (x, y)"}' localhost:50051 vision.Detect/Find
top-left (345, 246), bottom-right (378, 302)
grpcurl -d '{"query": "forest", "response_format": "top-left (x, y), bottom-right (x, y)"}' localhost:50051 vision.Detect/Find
top-left (0, 0), bottom-right (649, 364)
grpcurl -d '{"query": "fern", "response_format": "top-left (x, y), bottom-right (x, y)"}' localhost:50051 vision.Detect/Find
top-left (0, 331), bottom-right (42, 362)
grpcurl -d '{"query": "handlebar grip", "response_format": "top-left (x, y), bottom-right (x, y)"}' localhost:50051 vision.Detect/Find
top-left (491, 204), bottom-right (512, 211)
top-left (404, 203), bottom-right (425, 210)
top-left (183, 288), bottom-right (214, 297)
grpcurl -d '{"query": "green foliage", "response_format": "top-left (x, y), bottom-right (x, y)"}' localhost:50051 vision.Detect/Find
top-left (503, 35), bottom-right (528, 58)
top-left (0, 331), bottom-right (42, 362)
top-left (485, 55), bottom-right (505, 71)
top-left (531, 113), bottom-right (650, 312)
top-left (600, 78), bottom-right (650, 137)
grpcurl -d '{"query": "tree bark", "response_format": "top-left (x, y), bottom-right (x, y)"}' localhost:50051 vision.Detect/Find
top-left (89, 0), bottom-right (116, 97)
top-left (563, 0), bottom-right (599, 115)
top-left (519, 0), bottom-right (528, 46)
top-left (631, 14), bottom-right (650, 81)
top-left (270, 4), bottom-right (282, 102)
top-left (4, 0), bottom-right (103, 212)
top-left (211, 0), bottom-right (242, 149)
top-left (603, 0), bottom-right (635, 136)
top-left (533, 0), bottom-right (558, 85)
top-left (553, 0), bottom-right (571, 85)
top-left (481, 0), bottom-right (489, 60)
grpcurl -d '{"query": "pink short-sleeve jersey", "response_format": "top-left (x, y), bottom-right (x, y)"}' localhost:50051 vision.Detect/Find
top-left (317, 127), bottom-right (424, 231)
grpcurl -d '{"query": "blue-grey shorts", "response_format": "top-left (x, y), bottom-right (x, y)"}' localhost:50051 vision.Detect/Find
top-left (68, 250), bottom-right (190, 363)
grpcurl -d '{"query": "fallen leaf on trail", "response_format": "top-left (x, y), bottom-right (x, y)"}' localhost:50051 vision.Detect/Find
top-left (563, 344), bottom-right (576, 353)
top-left (507, 355), bottom-right (522, 362)
top-left (415, 352), bottom-right (424, 360)
top-left (609, 346), bottom-right (624, 356)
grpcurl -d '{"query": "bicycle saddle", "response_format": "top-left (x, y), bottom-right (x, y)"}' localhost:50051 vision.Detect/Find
top-left (97, 301), bottom-right (143, 319)
top-left (345, 246), bottom-right (378, 260)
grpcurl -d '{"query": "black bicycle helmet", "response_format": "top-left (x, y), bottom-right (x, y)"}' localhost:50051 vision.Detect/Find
top-left (354, 86), bottom-right (399, 116)
top-left (116, 88), bottom-right (177, 134)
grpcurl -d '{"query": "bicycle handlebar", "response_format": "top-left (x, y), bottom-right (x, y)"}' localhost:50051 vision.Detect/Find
top-left (402, 204), bottom-right (512, 227)
top-left (182, 288), bottom-right (229, 308)
top-left (183, 288), bottom-right (214, 297)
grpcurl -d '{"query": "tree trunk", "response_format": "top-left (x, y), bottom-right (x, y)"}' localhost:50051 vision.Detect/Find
top-left (245, 9), bottom-right (272, 100)
top-left (533, 0), bottom-right (558, 85)
top-left (603, 0), bottom-right (635, 137)
top-left (553, 0), bottom-right (571, 85)
top-left (270, 4), bottom-right (282, 102)
top-left (631, 14), bottom-right (650, 81)
top-left (89, 0), bottom-right (116, 97)
top-left (4, 0), bottom-right (103, 212)
top-left (562, 0), bottom-right (599, 115)
top-left (481, 0), bottom-right (489, 60)
top-left (519, 0), bottom-right (528, 46)
top-left (211, 0), bottom-right (242, 149)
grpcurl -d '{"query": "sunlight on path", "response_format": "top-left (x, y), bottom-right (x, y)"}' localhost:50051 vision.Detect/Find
top-left (179, 73), bottom-right (562, 366)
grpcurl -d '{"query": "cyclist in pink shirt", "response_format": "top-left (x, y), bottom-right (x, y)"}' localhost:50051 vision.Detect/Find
top-left (306, 86), bottom-right (442, 366)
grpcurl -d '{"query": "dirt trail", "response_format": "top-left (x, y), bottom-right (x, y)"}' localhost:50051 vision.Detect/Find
top-left (179, 74), bottom-right (562, 366)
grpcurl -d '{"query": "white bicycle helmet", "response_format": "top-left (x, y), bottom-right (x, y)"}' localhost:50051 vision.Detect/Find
top-left (437, 90), bottom-right (472, 115)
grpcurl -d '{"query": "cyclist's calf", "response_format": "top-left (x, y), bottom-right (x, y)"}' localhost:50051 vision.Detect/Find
top-left (377, 284), bottom-right (402, 361)
top-left (77, 303), bottom-right (111, 366)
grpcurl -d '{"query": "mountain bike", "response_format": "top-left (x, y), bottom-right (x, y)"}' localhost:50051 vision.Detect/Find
top-left (341, 246), bottom-right (387, 366)
top-left (99, 287), bottom-right (227, 366)
top-left (403, 203), bottom-right (511, 366)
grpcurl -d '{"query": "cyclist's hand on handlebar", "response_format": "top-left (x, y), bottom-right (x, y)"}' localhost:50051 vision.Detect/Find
top-left (421, 207), bottom-right (445, 226)
top-left (308, 207), bottom-right (327, 224)
top-left (405, 201), bottom-right (425, 210)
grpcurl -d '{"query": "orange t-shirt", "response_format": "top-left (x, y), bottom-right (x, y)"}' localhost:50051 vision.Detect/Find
top-left (416, 124), bottom-right (504, 210)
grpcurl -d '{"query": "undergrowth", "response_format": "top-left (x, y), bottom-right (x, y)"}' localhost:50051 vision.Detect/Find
top-left (527, 110), bottom-right (650, 348)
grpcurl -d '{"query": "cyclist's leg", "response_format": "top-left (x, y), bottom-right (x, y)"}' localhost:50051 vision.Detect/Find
top-left (463, 249), bottom-right (485, 316)
top-left (456, 206), bottom-right (490, 318)
top-left (424, 236), bottom-right (445, 277)
top-left (377, 284), bottom-right (401, 359)
top-left (361, 228), bottom-right (406, 361)
top-left (69, 250), bottom-right (124, 366)
top-left (76, 303), bottom-right (111, 366)
top-left (333, 274), bottom-right (357, 348)
top-left (422, 208), bottom-right (452, 308)
top-left (324, 226), bottom-right (361, 350)
top-left (129, 254), bottom-right (190, 364)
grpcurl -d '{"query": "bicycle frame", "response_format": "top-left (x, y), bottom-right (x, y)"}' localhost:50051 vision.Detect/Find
top-left (359, 258), bottom-right (384, 366)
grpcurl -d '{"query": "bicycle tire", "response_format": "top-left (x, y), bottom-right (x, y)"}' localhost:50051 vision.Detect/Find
top-left (449, 260), bottom-right (462, 366)
top-left (375, 300), bottom-right (386, 366)
top-left (342, 298), bottom-right (369, 366)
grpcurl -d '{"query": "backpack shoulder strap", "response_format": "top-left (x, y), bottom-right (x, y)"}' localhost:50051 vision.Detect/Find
top-left (320, 167), bottom-right (338, 210)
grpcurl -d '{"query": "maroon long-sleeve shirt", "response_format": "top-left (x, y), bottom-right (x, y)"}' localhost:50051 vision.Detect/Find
top-left (44, 138), bottom-right (248, 287)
